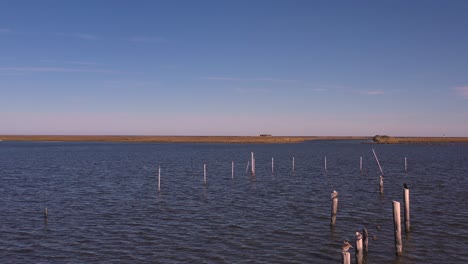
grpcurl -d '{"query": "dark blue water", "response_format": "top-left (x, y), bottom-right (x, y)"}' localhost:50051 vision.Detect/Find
top-left (1, 140), bottom-right (467, 263)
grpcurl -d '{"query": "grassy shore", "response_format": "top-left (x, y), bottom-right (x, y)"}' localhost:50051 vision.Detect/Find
top-left (0, 135), bottom-right (370, 144)
top-left (372, 135), bottom-right (468, 144)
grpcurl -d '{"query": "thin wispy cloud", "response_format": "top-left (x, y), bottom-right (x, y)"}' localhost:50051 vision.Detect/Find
top-left (453, 86), bottom-right (468, 99)
top-left (359, 90), bottom-right (385, 95)
top-left (66, 61), bottom-right (99, 66)
top-left (201, 76), bottom-right (297, 83)
top-left (235, 88), bottom-right (271, 94)
top-left (0, 28), bottom-right (11, 33)
top-left (128, 36), bottom-right (165, 43)
top-left (311, 88), bottom-right (328, 92)
top-left (0, 67), bottom-right (114, 73)
top-left (56, 33), bottom-right (100, 40)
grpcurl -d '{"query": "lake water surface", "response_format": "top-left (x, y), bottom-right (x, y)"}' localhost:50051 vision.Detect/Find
top-left (1, 140), bottom-right (467, 263)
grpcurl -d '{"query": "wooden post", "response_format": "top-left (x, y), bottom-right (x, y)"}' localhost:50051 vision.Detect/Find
top-left (232, 161), bottom-right (234, 179)
top-left (360, 156), bottom-right (363, 171)
top-left (245, 161), bottom-right (250, 174)
top-left (251, 152), bottom-right (255, 176)
top-left (379, 175), bottom-right (384, 194)
top-left (342, 252), bottom-right (350, 264)
top-left (372, 149), bottom-right (384, 175)
top-left (330, 190), bottom-right (338, 226)
top-left (393, 201), bottom-right (403, 256)
top-left (363, 227), bottom-right (369, 253)
top-left (404, 157), bottom-right (407, 172)
top-left (404, 184), bottom-right (410, 232)
top-left (158, 166), bottom-right (161, 192)
top-left (355, 232), bottom-right (363, 264)
top-left (204, 163), bottom-right (207, 184)
top-left (272, 157), bottom-right (274, 174)
top-left (292, 157), bottom-right (295, 172)
top-left (324, 156), bottom-right (327, 171)
top-left (44, 208), bottom-right (48, 218)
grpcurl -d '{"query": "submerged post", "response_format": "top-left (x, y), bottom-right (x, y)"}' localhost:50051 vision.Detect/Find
top-left (363, 227), bottom-right (369, 253)
top-left (360, 156), bottom-right (363, 171)
top-left (330, 190), bottom-right (338, 226)
top-left (404, 184), bottom-right (410, 232)
top-left (204, 163), bottom-right (207, 184)
top-left (393, 201), bottom-right (403, 256)
top-left (158, 166), bottom-right (161, 192)
top-left (379, 175), bottom-right (384, 194)
top-left (355, 231), bottom-right (363, 264)
top-left (232, 161), bottom-right (234, 179)
top-left (372, 149), bottom-right (384, 175)
top-left (44, 208), bottom-right (48, 219)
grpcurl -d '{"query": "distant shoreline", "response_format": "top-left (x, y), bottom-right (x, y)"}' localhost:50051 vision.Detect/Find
top-left (372, 135), bottom-right (468, 144)
top-left (0, 135), bottom-right (371, 144)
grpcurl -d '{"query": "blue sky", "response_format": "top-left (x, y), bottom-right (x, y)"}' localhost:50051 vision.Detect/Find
top-left (1, 0), bottom-right (468, 136)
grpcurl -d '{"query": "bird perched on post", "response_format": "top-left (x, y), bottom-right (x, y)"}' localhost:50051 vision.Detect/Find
top-left (342, 240), bottom-right (353, 252)
top-left (356, 231), bottom-right (362, 240)
top-left (331, 190), bottom-right (338, 200)
top-left (404, 183), bottom-right (408, 189)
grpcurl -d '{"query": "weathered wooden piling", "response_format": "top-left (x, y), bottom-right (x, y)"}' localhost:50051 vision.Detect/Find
top-left (324, 156), bottom-right (327, 170)
top-left (232, 161), bottom-right (234, 179)
top-left (405, 157), bottom-right (407, 172)
top-left (251, 152), bottom-right (255, 176)
top-left (360, 156), bottom-right (363, 171)
top-left (379, 175), bottom-right (384, 194)
top-left (158, 166), bottom-right (161, 192)
top-left (292, 157), bottom-right (295, 172)
top-left (363, 227), bottom-right (369, 253)
top-left (204, 163), bottom-right (207, 184)
top-left (342, 252), bottom-right (350, 264)
top-left (330, 190), bottom-right (338, 226)
top-left (355, 231), bottom-right (363, 264)
top-left (393, 201), bottom-right (403, 256)
top-left (372, 149), bottom-right (384, 175)
top-left (404, 184), bottom-right (410, 232)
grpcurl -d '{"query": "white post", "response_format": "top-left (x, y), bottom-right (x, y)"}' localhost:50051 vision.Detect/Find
top-left (272, 157), bottom-right (274, 173)
top-left (204, 163), bottom-right (207, 184)
top-left (372, 149), bottom-right (384, 175)
top-left (158, 166), bottom-right (161, 192)
top-left (393, 201), bottom-right (403, 256)
top-left (355, 232), bottom-right (363, 264)
top-left (245, 160), bottom-right (250, 174)
top-left (232, 161), bottom-right (234, 179)
top-left (360, 156), bottom-right (363, 171)
top-left (405, 157), bottom-right (407, 172)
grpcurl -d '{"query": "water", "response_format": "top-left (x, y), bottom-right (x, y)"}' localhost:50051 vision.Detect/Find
top-left (1, 140), bottom-right (467, 263)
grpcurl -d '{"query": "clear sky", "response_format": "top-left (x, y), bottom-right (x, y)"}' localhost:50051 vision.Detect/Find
top-left (1, 0), bottom-right (468, 136)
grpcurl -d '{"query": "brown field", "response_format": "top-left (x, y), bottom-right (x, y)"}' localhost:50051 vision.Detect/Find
top-left (372, 135), bottom-right (468, 144)
top-left (0, 135), bottom-right (371, 144)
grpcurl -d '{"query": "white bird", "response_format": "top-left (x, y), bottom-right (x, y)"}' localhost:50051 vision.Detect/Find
top-left (331, 190), bottom-right (338, 200)
top-left (356, 231), bottom-right (362, 240)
